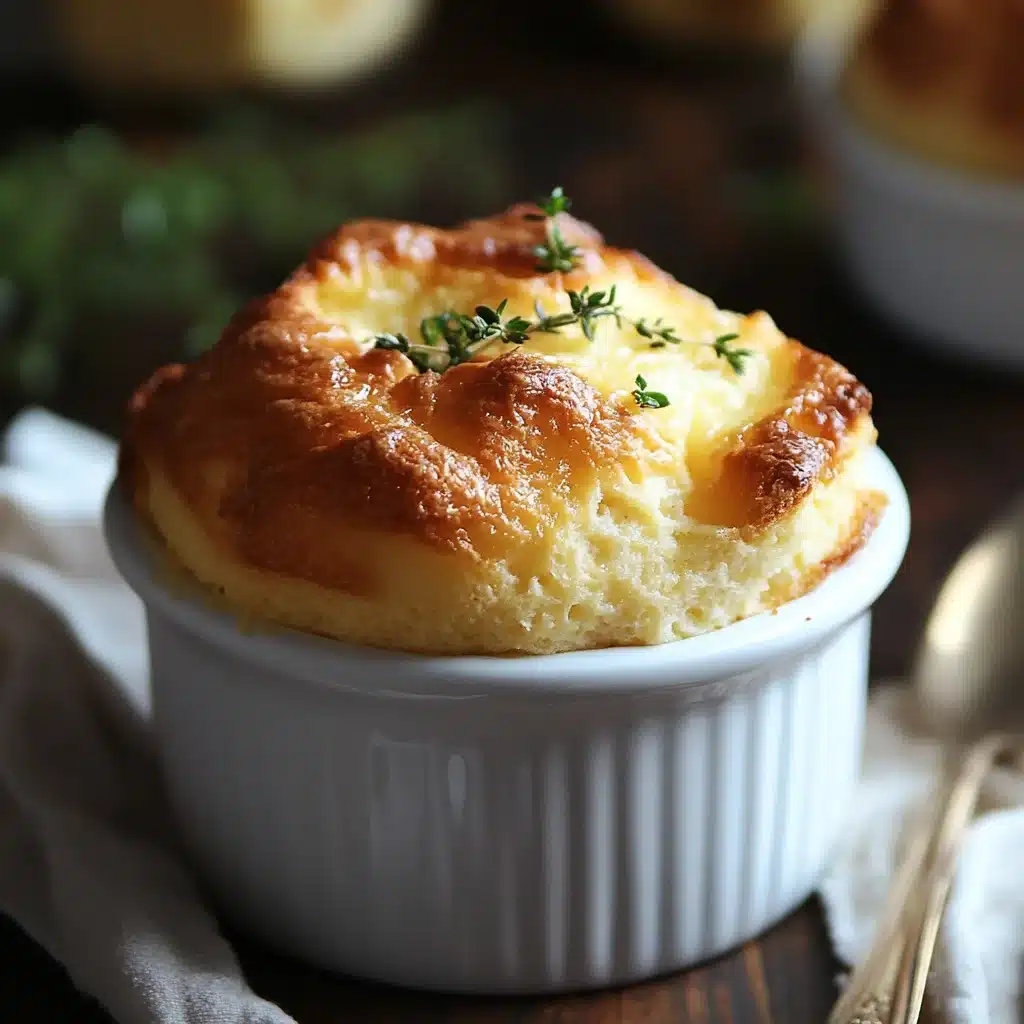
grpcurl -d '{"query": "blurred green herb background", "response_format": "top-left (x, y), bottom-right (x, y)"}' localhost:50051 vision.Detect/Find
top-left (0, 102), bottom-right (506, 425)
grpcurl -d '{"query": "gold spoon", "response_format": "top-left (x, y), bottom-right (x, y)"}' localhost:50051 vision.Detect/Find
top-left (830, 496), bottom-right (1024, 1023)
top-left (889, 496), bottom-right (1024, 1023)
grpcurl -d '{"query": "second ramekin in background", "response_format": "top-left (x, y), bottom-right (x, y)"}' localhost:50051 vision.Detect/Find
top-left (795, 23), bottom-right (1024, 373)
top-left (104, 447), bottom-right (909, 995)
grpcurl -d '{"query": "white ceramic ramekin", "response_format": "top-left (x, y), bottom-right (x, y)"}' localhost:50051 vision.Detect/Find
top-left (103, 447), bottom-right (909, 994)
top-left (794, 23), bottom-right (1024, 372)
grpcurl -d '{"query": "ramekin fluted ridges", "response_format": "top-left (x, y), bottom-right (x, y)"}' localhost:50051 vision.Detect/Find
top-left (104, 446), bottom-right (909, 994)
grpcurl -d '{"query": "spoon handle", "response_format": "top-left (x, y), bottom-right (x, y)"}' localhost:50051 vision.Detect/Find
top-left (890, 733), bottom-right (1008, 1024)
top-left (826, 798), bottom-right (942, 1024)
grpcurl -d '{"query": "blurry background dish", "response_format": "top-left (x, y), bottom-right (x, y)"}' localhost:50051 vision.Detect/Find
top-left (842, 0), bottom-right (1024, 181)
top-left (796, 6), bottom-right (1024, 372)
top-left (53, 0), bottom-right (429, 95)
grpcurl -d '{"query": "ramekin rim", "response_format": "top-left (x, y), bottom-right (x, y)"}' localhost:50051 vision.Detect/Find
top-left (103, 445), bottom-right (910, 696)
top-left (793, 22), bottom-right (1024, 219)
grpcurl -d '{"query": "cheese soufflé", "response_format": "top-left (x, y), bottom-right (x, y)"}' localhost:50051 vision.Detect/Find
top-left (121, 199), bottom-right (885, 655)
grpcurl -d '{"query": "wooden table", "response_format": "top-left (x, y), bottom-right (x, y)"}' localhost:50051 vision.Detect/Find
top-left (1, 2), bottom-right (1021, 1020)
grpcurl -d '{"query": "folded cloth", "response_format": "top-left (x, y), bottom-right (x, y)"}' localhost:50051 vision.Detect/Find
top-left (820, 685), bottom-right (1024, 1024)
top-left (0, 408), bottom-right (295, 1024)
top-left (0, 407), bottom-right (1021, 1023)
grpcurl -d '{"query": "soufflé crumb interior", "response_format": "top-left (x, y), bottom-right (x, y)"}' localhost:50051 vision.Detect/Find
top-left (121, 199), bottom-right (885, 655)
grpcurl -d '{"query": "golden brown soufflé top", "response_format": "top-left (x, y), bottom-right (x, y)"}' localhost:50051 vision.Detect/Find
top-left (121, 201), bottom-right (882, 655)
top-left (843, 0), bottom-right (1024, 179)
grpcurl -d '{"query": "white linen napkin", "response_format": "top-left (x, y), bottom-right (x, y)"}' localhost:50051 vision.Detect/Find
top-left (0, 407), bottom-right (1021, 1023)
top-left (0, 407), bottom-right (295, 1024)
top-left (820, 686), bottom-right (1024, 1024)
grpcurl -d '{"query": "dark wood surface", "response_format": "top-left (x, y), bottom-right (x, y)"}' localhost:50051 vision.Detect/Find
top-left (1, 1), bottom-right (1022, 1021)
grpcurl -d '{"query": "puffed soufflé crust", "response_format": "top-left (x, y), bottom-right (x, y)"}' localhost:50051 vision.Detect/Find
top-left (122, 203), bottom-right (884, 655)
top-left (843, 0), bottom-right (1024, 179)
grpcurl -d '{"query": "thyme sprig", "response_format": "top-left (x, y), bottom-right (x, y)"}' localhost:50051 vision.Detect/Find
top-left (374, 285), bottom-right (634, 374)
top-left (372, 189), bottom-right (755, 413)
top-left (525, 186), bottom-right (580, 273)
top-left (712, 332), bottom-right (754, 374)
top-left (373, 298), bottom-right (532, 373)
top-left (632, 374), bottom-right (670, 409)
top-left (373, 285), bottom-right (752, 409)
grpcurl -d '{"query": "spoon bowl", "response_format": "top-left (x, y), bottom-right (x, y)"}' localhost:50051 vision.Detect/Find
top-left (913, 496), bottom-right (1024, 739)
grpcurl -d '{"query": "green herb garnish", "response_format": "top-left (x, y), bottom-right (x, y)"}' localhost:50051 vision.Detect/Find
top-left (372, 189), bottom-right (753, 406)
top-left (634, 318), bottom-right (682, 347)
top-left (648, 327), bottom-right (752, 373)
top-left (711, 332), bottom-right (754, 374)
top-left (631, 374), bottom-right (670, 409)
top-left (526, 186), bottom-right (580, 274)
top-left (373, 287), bottom-right (750, 384)
top-left (373, 298), bottom-right (533, 373)
top-left (373, 285), bottom-right (631, 372)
